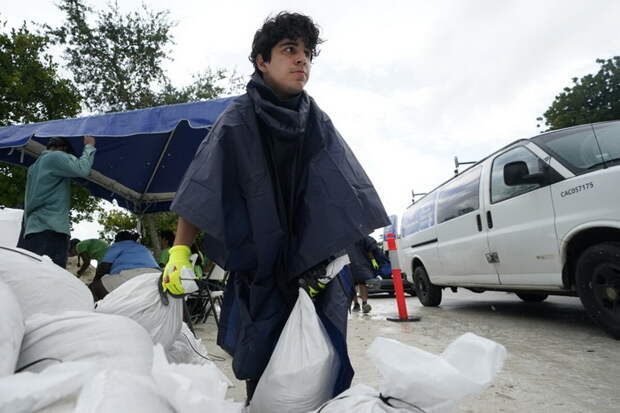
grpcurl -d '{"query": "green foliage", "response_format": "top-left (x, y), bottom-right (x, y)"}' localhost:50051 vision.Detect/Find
top-left (48, 0), bottom-right (174, 112)
top-left (97, 208), bottom-right (177, 246)
top-left (156, 69), bottom-right (245, 105)
top-left (0, 23), bottom-right (81, 125)
top-left (49, 0), bottom-right (244, 113)
top-left (97, 208), bottom-right (138, 242)
top-left (540, 57), bottom-right (620, 130)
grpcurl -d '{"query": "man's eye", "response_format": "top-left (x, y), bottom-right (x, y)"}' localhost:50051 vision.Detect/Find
top-left (284, 47), bottom-right (294, 54)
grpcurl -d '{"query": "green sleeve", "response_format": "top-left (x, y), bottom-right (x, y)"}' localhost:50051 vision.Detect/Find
top-left (50, 145), bottom-right (96, 178)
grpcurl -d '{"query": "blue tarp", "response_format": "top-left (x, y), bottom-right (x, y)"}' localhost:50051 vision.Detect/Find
top-left (0, 97), bottom-right (235, 213)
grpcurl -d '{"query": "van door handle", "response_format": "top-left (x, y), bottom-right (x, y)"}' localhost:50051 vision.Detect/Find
top-left (486, 211), bottom-right (494, 229)
top-left (476, 214), bottom-right (482, 231)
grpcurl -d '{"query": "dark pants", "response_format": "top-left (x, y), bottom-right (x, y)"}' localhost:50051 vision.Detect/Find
top-left (17, 230), bottom-right (70, 268)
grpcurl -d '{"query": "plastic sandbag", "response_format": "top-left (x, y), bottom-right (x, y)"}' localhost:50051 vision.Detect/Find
top-left (166, 322), bottom-right (211, 365)
top-left (95, 272), bottom-right (193, 349)
top-left (0, 207), bottom-right (23, 247)
top-left (17, 311), bottom-right (153, 376)
top-left (0, 247), bottom-right (94, 319)
top-left (151, 344), bottom-right (242, 413)
top-left (250, 289), bottom-right (339, 413)
top-left (0, 361), bottom-right (95, 413)
top-left (314, 333), bottom-right (506, 413)
top-left (75, 369), bottom-right (173, 413)
top-left (368, 333), bottom-right (507, 413)
top-left (311, 384), bottom-right (413, 413)
top-left (0, 280), bottom-right (24, 377)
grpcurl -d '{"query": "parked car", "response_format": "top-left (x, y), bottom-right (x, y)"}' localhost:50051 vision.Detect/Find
top-left (398, 120), bottom-right (620, 338)
top-left (366, 263), bottom-right (416, 297)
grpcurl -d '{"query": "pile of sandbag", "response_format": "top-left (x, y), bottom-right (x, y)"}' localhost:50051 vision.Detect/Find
top-left (311, 333), bottom-right (507, 413)
top-left (0, 247), bottom-right (242, 413)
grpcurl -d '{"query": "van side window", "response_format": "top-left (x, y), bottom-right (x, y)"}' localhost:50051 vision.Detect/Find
top-left (491, 146), bottom-right (545, 203)
top-left (593, 122), bottom-right (620, 168)
top-left (436, 167), bottom-right (481, 224)
top-left (401, 192), bottom-right (437, 237)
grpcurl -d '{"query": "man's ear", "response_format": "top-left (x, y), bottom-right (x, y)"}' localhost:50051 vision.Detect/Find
top-left (256, 54), bottom-right (268, 73)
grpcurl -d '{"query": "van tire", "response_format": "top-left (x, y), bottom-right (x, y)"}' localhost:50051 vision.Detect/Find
top-left (575, 242), bottom-right (620, 339)
top-left (516, 293), bottom-right (548, 302)
top-left (413, 266), bottom-right (441, 306)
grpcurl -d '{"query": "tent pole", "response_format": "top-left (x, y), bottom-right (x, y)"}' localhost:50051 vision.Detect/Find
top-left (141, 128), bottom-right (178, 200)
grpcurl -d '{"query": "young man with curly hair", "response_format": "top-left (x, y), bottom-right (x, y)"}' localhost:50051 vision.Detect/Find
top-left (163, 12), bottom-right (389, 402)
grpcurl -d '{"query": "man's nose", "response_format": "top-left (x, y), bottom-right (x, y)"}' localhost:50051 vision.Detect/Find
top-left (295, 53), bottom-right (308, 65)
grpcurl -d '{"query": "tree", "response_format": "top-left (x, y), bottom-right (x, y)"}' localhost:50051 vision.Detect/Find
top-left (0, 22), bottom-right (99, 222)
top-left (156, 68), bottom-right (245, 106)
top-left (49, 0), bottom-right (244, 113)
top-left (539, 57), bottom-right (620, 130)
top-left (97, 209), bottom-right (138, 242)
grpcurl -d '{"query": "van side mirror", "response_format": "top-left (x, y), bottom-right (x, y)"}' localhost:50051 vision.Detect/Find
top-left (504, 161), bottom-right (546, 186)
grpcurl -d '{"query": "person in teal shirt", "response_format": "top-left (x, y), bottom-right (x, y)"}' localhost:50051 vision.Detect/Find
top-left (18, 136), bottom-right (96, 268)
top-left (70, 238), bottom-right (109, 276)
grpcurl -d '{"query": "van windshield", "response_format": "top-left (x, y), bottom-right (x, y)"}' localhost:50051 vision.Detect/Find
top-left (531, 122), bottom-right (620, 173)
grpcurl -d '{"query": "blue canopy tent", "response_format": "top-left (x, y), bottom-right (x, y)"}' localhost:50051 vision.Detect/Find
top-left (0, 97), bottom-right (235, 213)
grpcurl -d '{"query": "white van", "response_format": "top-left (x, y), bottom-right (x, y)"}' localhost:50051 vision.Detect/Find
top-left (398, 120), bottom-right (620, 338)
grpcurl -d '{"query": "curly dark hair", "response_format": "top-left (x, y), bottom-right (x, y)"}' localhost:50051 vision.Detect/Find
top-left (114, 230), bottom-right (139, 242)
top-left (249, 12), bottom-right (323, 73)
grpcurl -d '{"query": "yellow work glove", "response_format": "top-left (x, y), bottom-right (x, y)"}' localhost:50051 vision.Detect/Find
top-left (161, 245), bottom-right (192, 296)
top-left (371, 258), bottom-right (379, 270)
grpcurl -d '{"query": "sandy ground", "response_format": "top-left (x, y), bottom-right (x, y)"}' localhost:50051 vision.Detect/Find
top-left (193, 289), bottom-right (620, 413)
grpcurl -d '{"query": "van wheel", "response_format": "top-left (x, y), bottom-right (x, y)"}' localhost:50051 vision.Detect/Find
top-left (413, 266), bottom-right (441, 306)
top-left (516, 293), bottom-right (548, 302)
top-left (575, 242), bottom-right (620, 339)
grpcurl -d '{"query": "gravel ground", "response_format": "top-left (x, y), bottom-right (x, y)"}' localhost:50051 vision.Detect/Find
top-left (194, 289), bottom-right (620, 412)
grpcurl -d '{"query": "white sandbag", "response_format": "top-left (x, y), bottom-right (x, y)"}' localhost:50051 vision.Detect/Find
top-left (250, 289), bottom-right (339, 413)
top-left (17, 311), bottom-right (153, 376)
top-left (0, 280), bottom-right (24, 377)
top-left (0, 361), bottom-right (95, 413)
top-left (0, 247), bottom-right (94, 319)
top-left (166, 322), bottom-right (211, 365)
top-left (74, 369), bottom-right (173, 413)
top-left (151, 344), bottom-right (242, 413)
top-left (95, 272), bottom-right (187, 349)
top-left (368, 333), bottom-right (507, 413)
top-left (0, 207), bottom-right (23, 247)
top-left (310, 384), bottom-right (412, 413)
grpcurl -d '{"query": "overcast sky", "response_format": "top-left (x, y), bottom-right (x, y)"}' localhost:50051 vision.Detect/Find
top-left (4, 0), bottom-right (620, 239)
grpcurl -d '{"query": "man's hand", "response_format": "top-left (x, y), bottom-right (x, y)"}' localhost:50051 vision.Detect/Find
top-left (84, 135), bottom-right (96, 147)
top-left (161, 245), bottom-right (193, 296)
top-left (299, 263), bottom-right (328, 299)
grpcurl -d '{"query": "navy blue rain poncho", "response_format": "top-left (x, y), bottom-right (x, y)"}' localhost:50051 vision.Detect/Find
top-left (171, 74), bottom-right (389, 387)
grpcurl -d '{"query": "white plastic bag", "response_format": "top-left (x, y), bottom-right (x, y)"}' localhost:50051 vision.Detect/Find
top-left (17, 311), bottom-right (154, 375)
top-left (310, 384), bottom-right (412, 413)
top-left (166, 322), bottom-right (211, 365)
top-left (0, 247), bottom-right (94, 319)
top-left (75, 369), bottom-right (173, 413)
top-left (0, 207), bottom-right (23, 247)
top-left (368, 333), bottom-right (507, 413)
top-left (0, 361), bottom-right (95, 413)
top-left (151, 344), bottom-right (242, 413)
top-left (250, 289), bottom-right (339, 413)
top-left (0, 280), bottom-right (24, 377)
top-left (95, 272), bottom-right (191, 349)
